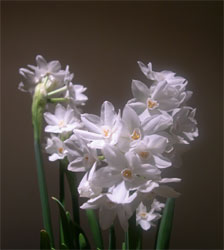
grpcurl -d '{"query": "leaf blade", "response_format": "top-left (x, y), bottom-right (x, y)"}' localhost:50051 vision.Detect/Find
top-left (155, 198), bottom-right (175, 249)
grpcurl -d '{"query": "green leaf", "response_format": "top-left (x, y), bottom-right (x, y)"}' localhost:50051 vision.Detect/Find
top-left (122, 242), bottom-right (126, 250)
top-left (125, 231), bottom-right (129, 250)
top-left (86, 209), bottom-right (104, 249)
top-left (155, 198), bottom-right (175, 249)
top-left (65, 167), bottom-right (80, 226)
top-left (108, 225), bottom-right (116, 250)
top-left (40, 229), bottom-right (51, 249)
top-left (66, 210), bottom-right (91, 249)
top-left (136, 225), bottom-right (142, 250)
top-left (125, 212), bottom-right (141, 250)
top-left (127, 212), bottom-right (137, 249)
top-left (79, 233), bottom-right (88, 249)
top-left (60, 243), bottom-right (69, 249)
top-left (52, 197), bottom-right (75, 249)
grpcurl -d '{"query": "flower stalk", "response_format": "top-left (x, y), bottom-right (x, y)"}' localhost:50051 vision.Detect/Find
top-left (59, 160), bottom-right (65, 245)
top-left (47, 85), bottom-right (67, 97)
top-left (32, 83), bottom-right (54, 247)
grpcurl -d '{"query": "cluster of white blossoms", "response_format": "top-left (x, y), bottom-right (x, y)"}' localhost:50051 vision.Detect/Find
top-left (19, 56), bottom-right (198, 232)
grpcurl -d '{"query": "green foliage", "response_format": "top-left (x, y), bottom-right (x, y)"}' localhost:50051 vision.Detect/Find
top-left (155, 198), bottom-right (175, 250)
top-left (86, 209), bottom-right (104, 249)
top-left (52, 196), bottom-right (90, 250)
top-left (40, 230), bottom-right (51, 250)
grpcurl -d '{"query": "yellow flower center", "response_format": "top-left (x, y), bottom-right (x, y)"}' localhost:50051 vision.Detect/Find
top-left (131, 129), bottom-right (141, 140)
top-left (103, 128), bottom-right (110, 137)
top-left (140, 212), bottom-right (147, 219)
top-left (139, 151), bottom-right (149, 159)
top-left (58, 147), bottom-right (64, 154)
top-left (122, 169), bottom-right (133, 179)
top-left (147, 99), bottom-right (158, 109)
top-left (58, 120), bottom-right (65, 128)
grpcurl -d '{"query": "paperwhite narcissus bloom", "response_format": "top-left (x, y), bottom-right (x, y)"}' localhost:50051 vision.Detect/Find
top-left (117, 105), bottom-right (142, 152)
top-left (131, 134), bottom-right (171, 168)
top-left (170, 107), bottom-right (198, 144)
top-left (91, 145), bottom-right (161, 194)
top-left (45, 135), bottom-right (67, 161)
top-left (137, 61), bottom-right (186, 84)
top-left (78, 162), bottom-right (102, 198)
top-left (74, 101), bottom-right (122, 149)
top-left (44, 103), bottom-right (81, 133)
top-left (19, 58), bottom-right (198, 232)
top-left (128, 79), bottom-right (192, 117)
top-left (137, 178), bottom-right (181, 207)
top-left (66, 83), bottom-right (88, 106)
top-left (136, 201), bottom-right (163, 230)
top-left (65, 134), bottom-right (98, 172)
top-left (81, 182), bottom-right (138, 231)
top-left (19, 55), bottom-right (73, 94)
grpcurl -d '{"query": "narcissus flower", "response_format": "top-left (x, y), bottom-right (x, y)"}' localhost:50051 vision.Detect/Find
top-left (81, 182), bottom-right (138, 231)
top-left (65, 134), bottom-right (98, 172)
top-left (137, 61), bottom-right (186, 84)
top-left (136, 202), bottom-right (164, 230)
top-left (19, 55), bottom-right (73, 94)
top-left (44, 103), bottom-right (81, 133)
top-left (45, 135), bottom-right (67, 161)
top-left (74, 101), bottom-right (122, 149)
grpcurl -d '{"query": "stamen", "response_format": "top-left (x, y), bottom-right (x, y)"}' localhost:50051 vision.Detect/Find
top-left (58, 147), bottom-right (64, 154)
top-left (147, 98), bottom-right (158, 110)
top-left (103, 129), bottom-right (110, 137)
top-left (139, 151), bottom-right (149, 159)
top-left (131, 129), bottom-right (141, 140)
top-left (102, 126), bottom-right (111, 138)
top-left (140, 212), bottom-right (147, 219)
top-left (58, 120), bottom-right (65, 128)
top-left (122, 169), bottom-right (133, 179)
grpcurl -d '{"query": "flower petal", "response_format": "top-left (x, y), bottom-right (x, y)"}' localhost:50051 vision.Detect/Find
top-left (101, 101), bottom-right (116, 126)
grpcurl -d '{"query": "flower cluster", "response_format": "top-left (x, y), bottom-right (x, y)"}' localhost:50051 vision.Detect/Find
top-left (19, 57), bottom-right (198, 232)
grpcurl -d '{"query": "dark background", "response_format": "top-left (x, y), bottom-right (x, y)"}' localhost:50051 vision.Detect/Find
top-left (1, 1), bottom-right (223, 249)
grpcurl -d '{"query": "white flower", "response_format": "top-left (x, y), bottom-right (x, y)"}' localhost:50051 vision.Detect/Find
top-left (74, 101), bottom-right (122, 149)
top-left (128, 79), bottom-right (191, 116)
top-left (118, 105), bottom-right (173, 153)
top-left (117, 105), bottom-right (143, 152)
top-left (45, 135), bottom-right (67, 161)
top-left (44, 103), bottom-right (81, 134)
top-left (137, 61), bottom-right (186, 84)
top-left (170, 107), bottom-right (198, 144)
top-left (141, 112), bottom-right (173, 134)
top-left (80, 183), bottom-right (138, 231)
top-left (137, 178), bottom-right (181, 207)
top-left (136, 201), bottom-right (162, 231)
top-left (65, 134), bottom-right (97, 172)
top-left (66, 83), bottom-right (88, 106)
top-left (151, 199), bottom-right (165, 212)
top-left (78, 162), bottom-right (102, 198)
top-left (91, 145), bottom-right (161, 194)
top-left (131, 134), bottom-right (171, 169)
top-left (19, 55), bottom-right (73, 94)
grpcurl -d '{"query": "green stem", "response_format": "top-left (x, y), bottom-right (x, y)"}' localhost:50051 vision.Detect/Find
top-left (47, 85), bottom-right (67, 97)
top-left (47, 97), bottom-right (68, 103)
top-left (155, 198), bottom-right (175, 250)
top-left (32, 84), bottom-right (54, 247)
top-left (125, 231), bottom-right (129, 250)
top-left (65, 169), bottom-right (80, 226)
top-left (59, 161), bottom-right (65, 246)
top-left (86, 209), bottom-right (104, 249)
top-left (108, 225), bottom-right (116, 250)
top-left (136, 226), bottom-right (142, 250)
